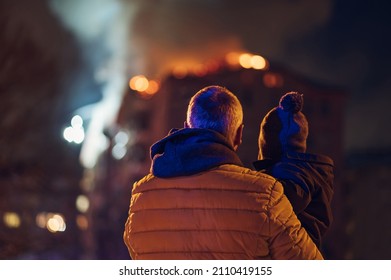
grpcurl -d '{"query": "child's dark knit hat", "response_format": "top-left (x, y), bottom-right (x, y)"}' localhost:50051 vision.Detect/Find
top-left (258, 92), bottom-right (309, 160)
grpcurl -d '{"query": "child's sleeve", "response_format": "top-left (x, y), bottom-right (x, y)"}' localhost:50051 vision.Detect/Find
top-left (271, 162), bottom-right (313, 213)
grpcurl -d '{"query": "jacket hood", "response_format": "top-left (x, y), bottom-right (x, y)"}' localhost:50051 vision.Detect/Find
top-left (150, 128), bottom-right (243, 178)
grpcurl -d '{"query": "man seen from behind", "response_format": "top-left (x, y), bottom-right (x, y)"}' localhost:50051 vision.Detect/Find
top-left (123, 85), bottom-right (323, 260)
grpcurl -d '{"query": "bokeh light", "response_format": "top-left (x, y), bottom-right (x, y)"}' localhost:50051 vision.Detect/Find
top-left (35, 212), bottom-right (67, 233)
top-left (46, 214), bottom-right (66, 233)
top-left (63, 115), bottom-right (85, 144)
top-left (251, 55), bottom-right (267, 70)
top-left (239, 53), bottom-right (253, 69)
top-left (263, 72), bottom-right (284, 88)
top-left (129, 75), bottom-right (149, 92)
top-left (3, 212), bottom-right (21, 228)
top-left (76, 195), bottom-right (90, 213)
top-left (76, 215), bottom-right (89, 230)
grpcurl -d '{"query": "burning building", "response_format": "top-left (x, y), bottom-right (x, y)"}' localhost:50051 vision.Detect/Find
top-left (88, 52), bottom-right (348, 259)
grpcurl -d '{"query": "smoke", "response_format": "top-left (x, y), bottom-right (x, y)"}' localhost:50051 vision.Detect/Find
top-left (49, 0), bottom-right (137, 168)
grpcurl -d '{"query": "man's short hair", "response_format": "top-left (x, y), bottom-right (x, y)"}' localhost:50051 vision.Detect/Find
top-left (186, 85), bottom-right (243, 142)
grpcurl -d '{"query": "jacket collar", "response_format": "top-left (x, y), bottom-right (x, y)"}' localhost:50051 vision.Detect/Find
top-left (151, 128), bottom-right (243, 178)
top-left (253, 151), bottom-right (334, 171)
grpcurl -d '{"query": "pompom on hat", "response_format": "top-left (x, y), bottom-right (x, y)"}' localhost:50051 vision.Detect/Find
top-left (258, 91), bottom-right (309, 160)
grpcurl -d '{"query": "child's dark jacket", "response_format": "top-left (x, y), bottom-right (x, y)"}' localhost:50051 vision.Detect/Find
top-left (253, 152), bottom-right (334, 248)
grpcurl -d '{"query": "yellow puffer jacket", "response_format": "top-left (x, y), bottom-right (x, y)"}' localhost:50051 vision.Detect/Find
top-left (123, 164), bottom-right (323, 260)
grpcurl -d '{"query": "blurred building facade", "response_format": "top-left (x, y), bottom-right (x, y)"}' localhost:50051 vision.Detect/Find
top-left (0, 0), bottom-right (98, 260)
top-left (96, 57), bottom-right (348, 259)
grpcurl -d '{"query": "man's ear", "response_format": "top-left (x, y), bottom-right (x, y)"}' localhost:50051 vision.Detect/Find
top-left (184, 121), bottom-right (189, 128)
top-left (233, 124), bottom-right (244, 151)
